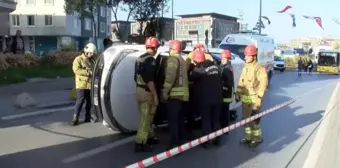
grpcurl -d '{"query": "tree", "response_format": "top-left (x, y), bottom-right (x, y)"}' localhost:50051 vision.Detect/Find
top-left (64, 0), bottom-right (105, 47)
top-left (132, 0), bottom-right (169, 37)
top-left (333, 42), bottom-right (340, 50)
top-left (106, 0), bottom-right (139, 40)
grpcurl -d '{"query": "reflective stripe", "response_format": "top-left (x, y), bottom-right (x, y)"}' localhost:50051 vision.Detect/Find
top-left (170, 87), bottom-right (189, 96)
top-left (252, 129), bottom-right (262, 136)
top-left (245, 127), bottom-right (252, 140)
top-left (223, 98), bottom-right (232, 103)
top-left (241, 94), bottom-right (258, 103)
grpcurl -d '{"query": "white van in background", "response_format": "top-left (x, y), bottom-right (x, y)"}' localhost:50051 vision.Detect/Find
top-left (218, 32), bottom-right (275, 83)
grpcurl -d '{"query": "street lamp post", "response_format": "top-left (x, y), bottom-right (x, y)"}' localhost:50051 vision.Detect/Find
top-left (258, 0), bottom-right (262, 35)
top-left (171, 0), bottom-right (174, 40)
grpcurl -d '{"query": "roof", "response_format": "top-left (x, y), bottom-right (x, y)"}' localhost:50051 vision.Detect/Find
top-left (177, 12), bottom-right (238, 21)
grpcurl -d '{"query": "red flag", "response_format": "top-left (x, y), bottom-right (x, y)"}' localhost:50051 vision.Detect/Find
top-left (277, 5), bottom-right (292, 13)
top-left (314, 17), bottom-right (324, 30)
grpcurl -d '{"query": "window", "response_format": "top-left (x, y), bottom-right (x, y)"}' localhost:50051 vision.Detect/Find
top-left (100, 22), bottom-right (105, 32)
top-left (107, 25), bottom-right (111, 33)
top-left (12, 15), bottom-right (20, 26)
top-left (85, 18), bottom-right (91, 30)
top-left (107, 7), bottom-right (110, 17)
top-left (219, 44), bottom-right (247, 60)
top-left (100, 6), bottom-right (105, 17)
top-left (73, 18), bottom-right (79, 28)
top-left (45, 15), bottom-right (52, 26)
top-left (44, 0), bottom-right (53, 5)
top-left (26, 0), bottom-right (35, 5)
top-left (27, 15), bottom-right (35, 26)
top-left (29, 36), bottom-right (35, 52)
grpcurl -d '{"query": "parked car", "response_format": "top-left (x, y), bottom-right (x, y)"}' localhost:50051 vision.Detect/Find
top-left (274, 56), bottom-right (285, 72)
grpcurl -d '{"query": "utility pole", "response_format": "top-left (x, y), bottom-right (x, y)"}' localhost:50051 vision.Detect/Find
top-left (171, 0), bottom-right (174, 40)
top-left (258, 0), bottom-right (262, 35)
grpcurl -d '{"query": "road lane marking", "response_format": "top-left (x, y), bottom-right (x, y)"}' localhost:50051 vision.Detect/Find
top-left (1, 106), bottom-right (74, 120)
top-left (62, 135), bottom-right (136, 164)
top-left (302, 82), bottom-right (340, 168)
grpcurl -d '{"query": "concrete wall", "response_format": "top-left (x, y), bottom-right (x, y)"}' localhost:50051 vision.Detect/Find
top-left (0, 13), bottom-right (10, 35)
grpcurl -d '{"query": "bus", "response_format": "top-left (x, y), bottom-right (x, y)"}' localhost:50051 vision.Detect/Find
top-left (316, 50), bottom-right (340, 74)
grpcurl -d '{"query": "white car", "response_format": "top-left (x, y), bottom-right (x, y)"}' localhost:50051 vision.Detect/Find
top-left (91, 43), bottom-right (245, 133)
top-left (274, 56), bottom-right (286, 72)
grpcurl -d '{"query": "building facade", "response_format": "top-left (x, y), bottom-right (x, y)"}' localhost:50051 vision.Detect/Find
top-left (175, 13), bottom-right (239, 47)
top-left (9, 0), bottom-right (111, 55)
top-left (0, 0), bottom-right (16, 52)
top-left (130, 17), bottom-right (174, 42)
top-left (111, 20), bottom-right (131, 42)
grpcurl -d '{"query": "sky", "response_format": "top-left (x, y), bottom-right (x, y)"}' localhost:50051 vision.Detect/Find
top-left (114, 0), bottom-right (340, 43)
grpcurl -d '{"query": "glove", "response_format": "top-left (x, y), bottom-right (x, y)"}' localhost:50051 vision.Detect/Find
top-left (234, 92), bottom-right (240, 102)
top-left (254, 97), bottom-right (262, 110)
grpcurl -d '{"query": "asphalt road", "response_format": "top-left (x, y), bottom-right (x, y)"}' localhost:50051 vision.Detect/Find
top-left (0, 71), bottom-right (339, 168)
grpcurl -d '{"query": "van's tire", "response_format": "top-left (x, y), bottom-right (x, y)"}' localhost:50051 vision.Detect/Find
top-left (267, 70), bottom-right (273, 89)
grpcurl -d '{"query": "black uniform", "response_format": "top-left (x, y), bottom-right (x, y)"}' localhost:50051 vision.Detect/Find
top-left (220, 62), bottom-right (234, 127)
top-left (189, 60), bottom-right (223, 147)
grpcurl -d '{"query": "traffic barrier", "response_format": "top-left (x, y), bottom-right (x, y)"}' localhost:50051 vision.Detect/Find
top-left (124, 81), bottom-right (338, 168)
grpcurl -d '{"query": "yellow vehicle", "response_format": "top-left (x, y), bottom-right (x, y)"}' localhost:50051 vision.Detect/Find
top-left (316, 50), bottom-right (340, 74)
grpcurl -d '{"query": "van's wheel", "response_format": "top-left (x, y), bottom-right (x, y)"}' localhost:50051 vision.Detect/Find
top-left (267, 71), bottom-right (273, 89)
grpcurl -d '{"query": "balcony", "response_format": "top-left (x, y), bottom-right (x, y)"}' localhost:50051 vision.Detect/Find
top-left (0, 0), bottom-right (16, 13)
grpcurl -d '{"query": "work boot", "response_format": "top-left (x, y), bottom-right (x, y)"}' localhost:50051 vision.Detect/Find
top-left (72, 115), bottom-right (79, 126)
top-left (201, 141), bottom-right (212, 149)
top-left (248, 139), bottom-right (263, 148)
top-left (239, 138), bottom-right (251, 145)
top-left (212, 138), bottom-right (221, 147)
top-left (134, 143), bottom-right (154, 152)
top-left (147, 137), bottom-right (160, 145)
top-left (84, 118), bottom-right (91, 123)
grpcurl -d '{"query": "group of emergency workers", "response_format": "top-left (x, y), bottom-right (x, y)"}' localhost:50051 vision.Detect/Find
top-left (134, 37), bottom-right (269, 152)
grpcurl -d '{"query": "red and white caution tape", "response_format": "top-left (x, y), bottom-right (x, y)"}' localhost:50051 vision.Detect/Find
top-left (123, 81), bottom-right (338, 168)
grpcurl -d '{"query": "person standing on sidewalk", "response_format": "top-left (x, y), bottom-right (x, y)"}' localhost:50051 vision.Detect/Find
top-left (72, 43), bottom-right (97, 126)
top-left (298, 57), bottom-right (304, 76)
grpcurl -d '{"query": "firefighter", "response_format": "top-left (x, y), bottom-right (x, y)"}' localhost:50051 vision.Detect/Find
top-left (72, 43), bottom-right (97, 126)
top-left (161, 40), bottom-right (189, 149)
top-left (220, 50), bottom-right (234, 128)
top-left (235, 45), bottom-right (268, 148)
top-left (189, 50), bottom-right (223, 148)
top-left (183, 43), bottom-right (213, 65)
top-left (134, 37), bottom-right (160, 152)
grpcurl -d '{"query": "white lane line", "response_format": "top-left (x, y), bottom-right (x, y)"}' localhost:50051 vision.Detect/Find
top-left (1, 106), bottom-right (74, 120)
top-left (302, 82), bottom-right (340, 168)
top-left (62, 135), bottom-right (136, 164)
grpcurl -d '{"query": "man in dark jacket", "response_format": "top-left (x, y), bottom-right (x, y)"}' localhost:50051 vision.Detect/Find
top-left (11, 30), bottom-right (25, 54)
top-left (220, 50), bottom-right (235, 129)
top-left (188, 50), bottom-right (223, 148)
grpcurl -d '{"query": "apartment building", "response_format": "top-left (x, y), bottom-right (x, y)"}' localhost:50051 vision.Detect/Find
top-left (0, 0), bottom-right (16, 52)
top-left (9, 0), bottom-right (111, 55)
top-left (175, 13), bottom-right (239, 47)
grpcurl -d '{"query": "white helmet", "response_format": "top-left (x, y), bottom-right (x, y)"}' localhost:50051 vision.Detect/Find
top-left (84, 43), bottom-right (97, 53)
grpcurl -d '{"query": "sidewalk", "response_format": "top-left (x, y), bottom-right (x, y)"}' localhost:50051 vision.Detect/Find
top-left (0, 78), bottom-right (74, 116)
top-left (303, 82), bottom-right (340, 168)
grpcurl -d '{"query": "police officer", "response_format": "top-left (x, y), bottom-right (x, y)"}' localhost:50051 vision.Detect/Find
top-left (189, 50), bottom-right (223, 148)
top-left (235, 45), bottom-right (268, 148)
top-left (72, 43), bottom-right (97, 126)
top-left (162, 40), bottom-right (189, 149)
top-left (134, 37), bottom-right (160, 152)
top-left (220, 50), bottom-right (234, 128)
top-left (183, 43), bottom-right (213, 65)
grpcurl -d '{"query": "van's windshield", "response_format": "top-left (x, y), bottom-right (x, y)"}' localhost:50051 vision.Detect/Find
top-left (219, 44), bottom-right (246, 60)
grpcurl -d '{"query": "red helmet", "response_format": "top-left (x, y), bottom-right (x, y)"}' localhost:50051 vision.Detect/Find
top-left (145, 37), bottom-right (159, 48)
top-left (194, 43), bottom-right (205, 50)
top-left (192, 50), bottom-right (205, 63)
top-left (169, 40), bottom-right (182, 52)
top-left (244, 45), bottom-right (257, 56)
top-left (221, 50), bottom-right (231, 59)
